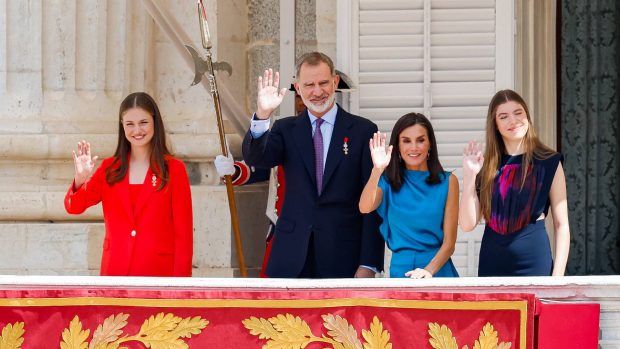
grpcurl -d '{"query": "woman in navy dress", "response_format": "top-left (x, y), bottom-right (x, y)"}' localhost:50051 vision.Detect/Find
top-left (359, 113), bottom-right (459, 278)
top-left (459, 89), bottom-right (570, 276)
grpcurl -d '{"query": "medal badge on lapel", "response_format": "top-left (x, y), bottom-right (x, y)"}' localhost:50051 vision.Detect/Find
top-left (343, 137), bottom-right (349, 155)
top-left (151, 174), bottom-right (157, 187)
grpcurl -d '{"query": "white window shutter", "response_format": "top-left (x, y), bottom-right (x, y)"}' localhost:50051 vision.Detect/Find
top-left (344, 0), bottom-right (515, 276)
top-left (358, 0), bottom-right (425, 132)
top-left (431, 0), bottom-right (496, 172)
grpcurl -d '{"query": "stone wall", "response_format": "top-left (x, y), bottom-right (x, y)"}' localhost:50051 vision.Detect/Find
top-left (247, 0), bottom-right (329, 111)
top-left (0, 0), bottom-right (337, 276)
top-left (0, 0), bottom-right (268, 276)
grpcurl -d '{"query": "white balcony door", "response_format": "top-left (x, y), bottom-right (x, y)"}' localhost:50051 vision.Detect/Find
top-left (338, 0), bottom-right (515, 276)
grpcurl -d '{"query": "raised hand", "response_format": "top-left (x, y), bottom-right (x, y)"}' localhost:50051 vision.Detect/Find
top-left (72, 140), bottom-right (98, 189)
top-left (256, 68), bottom-right (287, 119)
top-left (369, 131), bottom-right (393, 171)
top-left (462, 140), bottom-right (484, 178)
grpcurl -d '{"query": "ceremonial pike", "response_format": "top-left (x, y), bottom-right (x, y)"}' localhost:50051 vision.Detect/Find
top-left (186, 0), bottom-right (247, 277)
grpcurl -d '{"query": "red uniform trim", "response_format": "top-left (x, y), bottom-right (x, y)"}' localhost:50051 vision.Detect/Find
top-left (231, 161), bottom-right (251, 186)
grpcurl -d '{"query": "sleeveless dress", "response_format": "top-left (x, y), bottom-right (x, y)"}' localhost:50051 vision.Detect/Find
top-left (478, 152), bottom-right (563, 276)
top-left (377, 170), bottom-right (459, 278)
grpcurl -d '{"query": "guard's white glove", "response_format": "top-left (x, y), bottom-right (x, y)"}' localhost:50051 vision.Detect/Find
top-left (214, 154), bottom-right (235, 176)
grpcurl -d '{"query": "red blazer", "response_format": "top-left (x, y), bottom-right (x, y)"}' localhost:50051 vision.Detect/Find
top-left (65, 156), bottom-right (193, 276)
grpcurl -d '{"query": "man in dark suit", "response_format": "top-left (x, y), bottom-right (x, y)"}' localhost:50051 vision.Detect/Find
top-left (242, 52), bottom-right (384, 278)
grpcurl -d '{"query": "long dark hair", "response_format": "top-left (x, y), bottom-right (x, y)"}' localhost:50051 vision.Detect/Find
top-left (478, 89), bottom-right (556, 221)
top-left (105, 92), bottom-right (171, 190)
top-left (385, 113), bottom-right (445, 191)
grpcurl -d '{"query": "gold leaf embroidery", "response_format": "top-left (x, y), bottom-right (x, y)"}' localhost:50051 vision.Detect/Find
top-left (59, 313), bottom-right (207, 349)
top-left (472, 323), bottom-right (511, 349)
top-left (60, 316), bottom-right (90, 349)
top-left (361, 317), bottom-right (392, 349)
top-left (429, 322), bottom-right (512, 349)
top-left (170, 316), bottom-right (209, 339)
top-left (243, 313), bottom-right (392, 349)
top-left (241, 317), bottom-right (282, 340)
top-left (0, 322), bottom-right (25, 349)
top-left (322, 314), bottom-right (363, 349)
top-left (428, 323), bottom-right (458, 349)
top-left (89, 313), bottom-right (129, 349)
top-left (267, 314), bottom-right (314, 348)
top-left (473, 323), bottom-right (498, 349)
top-left (138, 313), bottom-right (182, 337)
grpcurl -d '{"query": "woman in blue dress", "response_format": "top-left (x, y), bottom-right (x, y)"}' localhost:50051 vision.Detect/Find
top-left (459, 89), bottom-right (570, 276)
top-left (359, 113), bottom-right (459, 278)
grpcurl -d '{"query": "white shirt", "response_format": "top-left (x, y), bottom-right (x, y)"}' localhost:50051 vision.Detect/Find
top-left (250, 104), bottom-right (338, 172)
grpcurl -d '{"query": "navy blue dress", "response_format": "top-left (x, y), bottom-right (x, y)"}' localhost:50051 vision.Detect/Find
top-left (478, 153), bottom-right (563, 276)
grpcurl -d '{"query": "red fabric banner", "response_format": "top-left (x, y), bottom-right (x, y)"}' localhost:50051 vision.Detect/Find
top-left (536, 302), bottom-right (600, 349)
top-left (0, 288), bottom-right (534, 348)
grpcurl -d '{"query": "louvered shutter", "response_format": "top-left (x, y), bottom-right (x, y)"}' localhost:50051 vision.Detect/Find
top-left (357, 0), bottom-right (425, 132)
top-left (343, 0), bottom-right (514, 276)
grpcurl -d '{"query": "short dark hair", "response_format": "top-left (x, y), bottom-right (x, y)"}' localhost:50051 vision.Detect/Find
top-left (295, 52), bottom-right (335, 79)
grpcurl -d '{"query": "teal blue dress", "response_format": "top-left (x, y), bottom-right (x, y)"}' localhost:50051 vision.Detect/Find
top-left (377, 170), bottom-right (459, 278)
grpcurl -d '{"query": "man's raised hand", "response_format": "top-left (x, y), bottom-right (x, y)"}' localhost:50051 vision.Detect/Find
top-left (256, 68), bottom-right (288, 119)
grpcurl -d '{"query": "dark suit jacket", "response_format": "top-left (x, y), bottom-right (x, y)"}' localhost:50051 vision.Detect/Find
top-left (65, 156), bottom-right (193, 276)
top-left (242, 105), bottom-right (384, 278)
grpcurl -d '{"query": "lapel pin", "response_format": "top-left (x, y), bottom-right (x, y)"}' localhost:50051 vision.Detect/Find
top-left (343, 137), bottom-right (349, 155)
top-left (151, 174), bottom-right (157, 187)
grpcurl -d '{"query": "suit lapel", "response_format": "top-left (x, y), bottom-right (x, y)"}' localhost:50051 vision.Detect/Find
top-left (133, 166), bottom-right (156, 217)
top-left (322, 107), bottom-right (352, 193)
top-left (291, 111), bottom-right (317, 187)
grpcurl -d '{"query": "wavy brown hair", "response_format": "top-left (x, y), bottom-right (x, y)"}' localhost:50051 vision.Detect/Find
top-left (478, 89), bottom-right (556, 221)
top-left (106, 92), bottom-right (171, 191)
top-left (385, 113), bottom-right (446, 191)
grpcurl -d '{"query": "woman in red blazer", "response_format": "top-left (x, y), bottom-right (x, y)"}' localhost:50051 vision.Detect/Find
top-left (65, 92), bottom-right (193, 276)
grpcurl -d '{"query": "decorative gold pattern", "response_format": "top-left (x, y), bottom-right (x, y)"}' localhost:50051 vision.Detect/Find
top-left (361, 317), bottom-right (392, 349)
top-left (428, 322), bottom-right (512, 349)
top-left (428, 323), bottom-right (458, 349)
top-left (0, 322), bottom-right (25, 349)
top-left (59, 312), bottom-right (208, 349)
top-left (0, 297), bottom-right (527, 348)
top-left (151, 174), bottom-right (157, 187)
top-left (243, 313), bottom-right (391, 349)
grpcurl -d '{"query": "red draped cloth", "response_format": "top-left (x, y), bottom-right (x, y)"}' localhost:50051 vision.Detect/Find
top-left (0, 287), bottom-right (536, 348)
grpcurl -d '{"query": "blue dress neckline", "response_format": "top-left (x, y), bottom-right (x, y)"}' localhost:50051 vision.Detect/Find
top-left (404, 169), bottom-right (429, 175)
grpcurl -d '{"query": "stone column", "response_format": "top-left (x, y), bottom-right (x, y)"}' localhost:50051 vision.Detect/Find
top-left (0, 0), bottom-right (266, 276)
